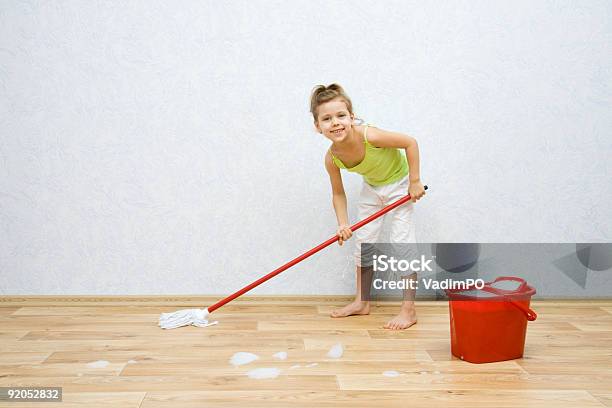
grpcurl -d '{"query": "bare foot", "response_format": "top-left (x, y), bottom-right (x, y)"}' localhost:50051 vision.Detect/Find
top-left (331, 301), bottom-right (370, 318)
top-left (384, 305), bottom-right (417, 330)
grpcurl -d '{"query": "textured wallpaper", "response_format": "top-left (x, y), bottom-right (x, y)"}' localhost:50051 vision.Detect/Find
top-left (1, 1), bottom-right (610, 295)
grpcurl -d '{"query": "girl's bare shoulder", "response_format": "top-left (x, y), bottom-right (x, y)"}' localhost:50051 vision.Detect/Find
top-left (353, 124), bottom-right (367, 136)
top-left (352, 124), bottom-right (372, 142)
top-left (365, 126), bottom-right (414, 148)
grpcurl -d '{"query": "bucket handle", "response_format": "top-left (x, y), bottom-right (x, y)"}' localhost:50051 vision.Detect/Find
top-left (481, 286), bottom-right (538, 321)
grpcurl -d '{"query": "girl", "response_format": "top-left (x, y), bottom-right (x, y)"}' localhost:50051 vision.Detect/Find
top-left (310, 83), bottom-right (426, 330)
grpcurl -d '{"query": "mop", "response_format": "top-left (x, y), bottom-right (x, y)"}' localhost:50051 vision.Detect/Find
top-left (159, 186), bottom-right (428, 329)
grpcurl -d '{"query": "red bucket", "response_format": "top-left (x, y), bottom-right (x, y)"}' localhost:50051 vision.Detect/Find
top-left (445, 276), bottom-right (537, 364)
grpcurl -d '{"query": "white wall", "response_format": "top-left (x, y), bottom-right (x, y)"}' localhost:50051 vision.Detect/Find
top-left (1, 1), bottom-right (610, 295)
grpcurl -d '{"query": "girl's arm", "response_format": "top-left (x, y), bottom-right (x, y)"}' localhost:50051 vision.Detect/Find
top-left (366, 127), bottom-right (426, 201)
top-left (325, 151), bottom-right (353, 245)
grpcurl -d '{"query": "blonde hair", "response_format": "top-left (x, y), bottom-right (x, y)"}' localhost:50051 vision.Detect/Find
top-left (309, 83), bottom-right (355, 122)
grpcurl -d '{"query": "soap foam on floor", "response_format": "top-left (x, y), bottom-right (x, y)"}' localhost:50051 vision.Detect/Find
top-left (383, 370), bottom-right (400, 377)
top-left (246, 367), bottom-right (281, 379)
top-left (229, 352), bottom-right (259, 366)
top-left (273, 351), bottom-right (288, 360)
top-left (86, 360), bottom-right (110, 369)
top-left (326, 343), bottom-right (343, 359)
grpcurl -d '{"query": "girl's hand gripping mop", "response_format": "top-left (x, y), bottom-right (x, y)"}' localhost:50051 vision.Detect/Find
top-left (159, 186), bottom-right (427, 329)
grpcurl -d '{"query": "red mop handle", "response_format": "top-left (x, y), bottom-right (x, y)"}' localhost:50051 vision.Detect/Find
top-left (207, 185), bottom-right (428, 313)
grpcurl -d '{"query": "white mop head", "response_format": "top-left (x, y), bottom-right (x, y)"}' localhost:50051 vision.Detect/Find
top-left (158, 308), bottom-right (218, 329)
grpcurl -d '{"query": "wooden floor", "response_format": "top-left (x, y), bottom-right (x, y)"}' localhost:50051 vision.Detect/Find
top-left (1, 297), bottom-right (612, 407)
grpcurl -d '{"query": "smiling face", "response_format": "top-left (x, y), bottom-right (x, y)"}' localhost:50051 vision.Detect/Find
top-left (314, 98), bottom-right (355, 143)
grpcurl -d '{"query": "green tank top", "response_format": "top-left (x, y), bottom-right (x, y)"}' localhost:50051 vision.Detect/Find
top-left (330, 125), bottom-right (409, 186)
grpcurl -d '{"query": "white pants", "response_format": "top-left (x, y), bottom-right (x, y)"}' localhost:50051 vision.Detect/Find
top-left (354, 176), bottom-right (416, 267)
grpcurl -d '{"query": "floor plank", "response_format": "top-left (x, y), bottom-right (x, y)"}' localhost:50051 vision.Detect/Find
top-left (590, 391), bottom-right (612, 407)
top-left (337, 372), bottom-right (612, 392)
top-left (0, 352), bottom-right (51, 365)
top-left (0, 307), bottom-right (20, 316)
top-left (0, 375), bottom-right (339, 392)
top-left (140, 390), bottom-right (605, 408)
